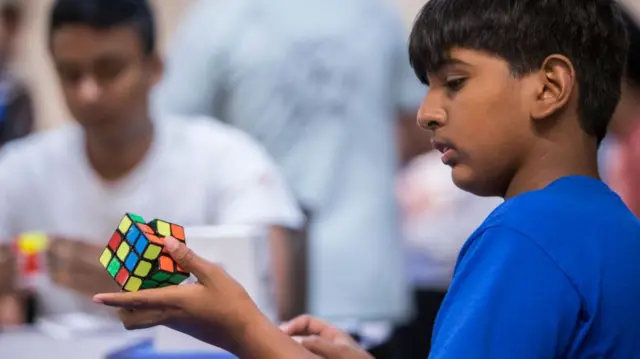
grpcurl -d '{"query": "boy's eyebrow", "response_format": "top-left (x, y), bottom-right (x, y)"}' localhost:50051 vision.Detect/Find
top-left (437, 58), bottom-right (470, 71)
top-left (430, 58), bottom-right (472, 78)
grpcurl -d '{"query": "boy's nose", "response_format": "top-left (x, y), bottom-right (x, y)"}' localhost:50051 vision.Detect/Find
top-left (77, 77), bottom-right (101, 105)
top-left (417, 106), bottom-right (447, 132)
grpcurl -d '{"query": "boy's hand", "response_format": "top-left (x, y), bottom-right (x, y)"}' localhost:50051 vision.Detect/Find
top-left (92, 236), bottom-right (267, 355)
top-left (47, 237), bottom-right (119, 296)
top-left (0, 244), bottom-right (16, 294)
top-left (281, 315), bottom-right (374, 359)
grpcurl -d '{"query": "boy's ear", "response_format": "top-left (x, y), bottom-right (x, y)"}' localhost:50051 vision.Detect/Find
top-left (530, 55), bottom-right (575, 120)
top-left (147, 52), bottom-right (164, 87)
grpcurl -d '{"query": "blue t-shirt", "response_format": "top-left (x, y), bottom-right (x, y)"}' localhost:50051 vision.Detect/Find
top-left (429, 175), bottom-right (640, 359)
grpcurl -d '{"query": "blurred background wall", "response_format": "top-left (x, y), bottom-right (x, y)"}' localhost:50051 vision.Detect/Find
top-left (12, 0), bottom-right (425, 131)
top-left (8, 0), bottom-right (640, 130)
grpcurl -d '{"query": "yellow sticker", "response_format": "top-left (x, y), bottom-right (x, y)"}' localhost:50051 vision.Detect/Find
top-left (118, 216), bottom-right (132, 234)
top-left (124, 277), bottom-right (142, 291)
top-left (99, 248), bottom-right (112, 268)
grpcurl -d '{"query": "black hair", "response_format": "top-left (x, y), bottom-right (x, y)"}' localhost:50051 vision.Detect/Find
top-left (408, 0), bottom-right (629, 143)
top-left (622, 11), bottom-right (640, 87)
top-left (49, 0), bottom-right (156, 56)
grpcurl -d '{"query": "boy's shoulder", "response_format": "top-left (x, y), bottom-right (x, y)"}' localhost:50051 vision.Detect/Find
top-left (0, 124), bottom-right (80, 169)
top-left (467, 175), bottom-right (640, 272)
top-left (480, 176), bottom-right (640, 239)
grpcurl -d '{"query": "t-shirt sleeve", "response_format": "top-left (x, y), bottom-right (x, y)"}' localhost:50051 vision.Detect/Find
top-left (151, 0), bottom-right (236, 120)
top-left (430, 226), bottom-right (581, 359)
top-left (213, 131), bottom-right (304, 229)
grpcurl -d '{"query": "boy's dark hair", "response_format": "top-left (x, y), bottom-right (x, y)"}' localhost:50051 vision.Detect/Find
top-left (49, 0), bottom-right (156, 56)
top-left (622, 11), bottom-right (640, 87)
top-left (408, 0), bottom-right (629, 143)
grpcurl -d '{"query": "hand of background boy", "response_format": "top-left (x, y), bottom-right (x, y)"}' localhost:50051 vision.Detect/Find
top-left (0, 244), bottom-right (15, 294)
top-left (47, 237), bottom-right (119, 296)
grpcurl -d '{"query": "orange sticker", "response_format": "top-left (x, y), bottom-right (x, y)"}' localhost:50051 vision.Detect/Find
top-left (170, 224), bottom-right (185, 240)
top-left (158, 255), bottom-right (174, 272)
top-left (146, 234), bottom-right (164, 245)
top-left (137, 223), bottom-right (155, 234)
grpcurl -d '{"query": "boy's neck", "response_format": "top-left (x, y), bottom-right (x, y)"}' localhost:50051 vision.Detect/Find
top-left (504, 137), bottom-right (600, 199)
top-left (84, 119), bottom-right (155, 182)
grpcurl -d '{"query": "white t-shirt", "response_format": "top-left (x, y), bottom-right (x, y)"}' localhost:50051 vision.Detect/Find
top-left (152, 0), bottom-right (425, 323)
top-left (0, 116), bottom-right (303, 318)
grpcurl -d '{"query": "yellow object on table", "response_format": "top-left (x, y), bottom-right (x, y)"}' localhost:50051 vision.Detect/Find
top-left (16, 232), bottom-right (49, 255)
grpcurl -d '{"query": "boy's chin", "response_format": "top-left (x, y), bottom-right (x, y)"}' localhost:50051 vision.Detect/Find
top-left (451, 166), bottom-right (496, 197)
top-left (451, 166), bottom-right (473, 190)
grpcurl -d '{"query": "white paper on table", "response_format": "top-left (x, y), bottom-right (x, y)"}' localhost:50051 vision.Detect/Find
top-left (153, 225), bottom-right (275, 354)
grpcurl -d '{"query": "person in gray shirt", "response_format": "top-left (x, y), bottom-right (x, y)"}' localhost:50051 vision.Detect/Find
top-left (153, 0), bottom-right (426, 354)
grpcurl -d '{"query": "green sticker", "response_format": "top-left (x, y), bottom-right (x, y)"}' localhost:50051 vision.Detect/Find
top-left (141, 279), bottom-right (159, 289)
top-left (128, 213), bottom-right (145, 223)
top-left (107, 258), bottom-right (121, 277)
top-left (151, 271), bottom-right (171, 282)
top-left (169, 273), bottom-right (188, 284)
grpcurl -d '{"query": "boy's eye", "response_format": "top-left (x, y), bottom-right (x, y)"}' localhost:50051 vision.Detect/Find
top-left (445, 77), bottom-right (466, 91)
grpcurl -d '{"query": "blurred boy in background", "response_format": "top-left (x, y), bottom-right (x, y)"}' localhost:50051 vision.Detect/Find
top-left (0, 0), bottom-right (302, 327)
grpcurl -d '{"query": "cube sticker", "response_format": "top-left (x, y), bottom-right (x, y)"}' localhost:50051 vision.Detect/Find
top-left (100, 213), bottom-right (190, 292)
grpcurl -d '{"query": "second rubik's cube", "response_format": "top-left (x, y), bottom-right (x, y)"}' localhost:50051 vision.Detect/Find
top-left (99, 213), bottom-right (190, 292)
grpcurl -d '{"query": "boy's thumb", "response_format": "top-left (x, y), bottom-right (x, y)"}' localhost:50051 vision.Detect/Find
top-left (163, 236), bottom-right (211, 284)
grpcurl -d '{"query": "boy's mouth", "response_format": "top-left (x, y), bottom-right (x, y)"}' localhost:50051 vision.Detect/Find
top-left (431, 138), bottom-right (458, 166)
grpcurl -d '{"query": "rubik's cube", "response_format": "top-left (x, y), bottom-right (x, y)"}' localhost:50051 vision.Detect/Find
top-left (15, 232), bottom-right (49, 277)
top-left (99, 213), bottom-right (190, 292)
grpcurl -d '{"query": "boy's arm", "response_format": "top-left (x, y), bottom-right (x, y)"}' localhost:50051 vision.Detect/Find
top-left (11, 88), bottom-right (36, 141)
top-left (268, 225), bottom-right (304, 322)
top-left (234, 317), bottom-right (318, 359)
top-left (430, 227), bottom-right (580, 359)
top-left (0, 295), bottom-right (24, 326)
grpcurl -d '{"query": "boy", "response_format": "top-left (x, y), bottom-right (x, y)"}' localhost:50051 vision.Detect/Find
top-left (0, 0), bottom-right (303, 326)
top-left (93, 0), bottom-right (640, 358)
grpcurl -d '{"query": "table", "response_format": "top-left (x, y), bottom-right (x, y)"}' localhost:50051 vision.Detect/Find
top-left (106, 339), bottom-right (237, 359)
top-left (0, 326), bottom-right (153, 359)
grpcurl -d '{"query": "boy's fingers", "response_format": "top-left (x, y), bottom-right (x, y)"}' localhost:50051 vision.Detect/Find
top-left (163, 236), bottom-right (214, 285)
top-left (116, 308), bottom-right (169, 330)
top-left (280, 315), bottom-right (330, 336)
top-left (300, 336), bottom-right (339, 358)
top-left (281, 315), bottom-right (350, 343)
top-left (93, 286), bottom-right (182, 309)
